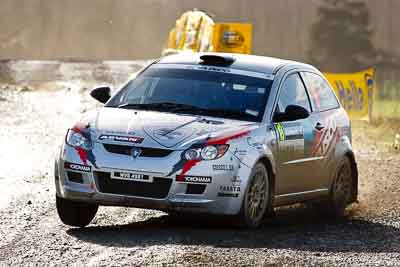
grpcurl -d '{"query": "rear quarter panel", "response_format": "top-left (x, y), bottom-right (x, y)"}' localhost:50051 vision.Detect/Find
top-left (323, 107), bottom-right (353, 187)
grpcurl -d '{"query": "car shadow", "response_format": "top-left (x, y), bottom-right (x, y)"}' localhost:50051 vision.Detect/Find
top-left (67, 205), bottom-right (400, 253)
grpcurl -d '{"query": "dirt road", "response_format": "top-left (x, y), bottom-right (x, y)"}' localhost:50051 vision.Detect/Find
top-left (0, 86), bottom-right (399, 266)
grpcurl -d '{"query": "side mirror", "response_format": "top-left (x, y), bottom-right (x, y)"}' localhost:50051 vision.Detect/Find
top-left (273, 105), bottom-right (310, 122)
top-left (90, 86), bottom-right (111, 104)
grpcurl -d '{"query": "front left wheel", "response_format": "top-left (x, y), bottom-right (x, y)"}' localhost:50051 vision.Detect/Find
top-left (56, 196), bottom-right (98, 227)
top-left (237, 163), bottom-right (272, 229)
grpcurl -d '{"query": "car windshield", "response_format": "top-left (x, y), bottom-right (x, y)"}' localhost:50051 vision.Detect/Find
top-left (106, 65), bottom-right (273, 122)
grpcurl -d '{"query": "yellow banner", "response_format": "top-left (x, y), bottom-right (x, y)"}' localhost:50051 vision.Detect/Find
top-left (324, 68), bottom-right (375, 120)
top-left (211, 23), bottom-right (252, 54)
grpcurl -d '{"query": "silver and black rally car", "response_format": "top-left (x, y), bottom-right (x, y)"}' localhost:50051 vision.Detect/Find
top-left (55, 53), bottom-right (358, 228)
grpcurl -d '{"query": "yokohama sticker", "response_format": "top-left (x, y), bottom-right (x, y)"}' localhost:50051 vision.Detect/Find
top-left (99, 134), bottom-right (144, 144)
top-left (64, 162), bottom-right (91, 172)
top-left (176, 175), bottom-right (212, 184)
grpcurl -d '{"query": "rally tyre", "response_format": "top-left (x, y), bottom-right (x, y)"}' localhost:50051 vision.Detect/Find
top-left (237, 163), bottom-right (271, 229)
top-left (320, 157), bottom-right (353, 218)
top-left (56, 195), bottom-right (98, 227)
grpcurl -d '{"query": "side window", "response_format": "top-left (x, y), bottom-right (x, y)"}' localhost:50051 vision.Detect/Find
top-left (301, 72), bottom-right (339, 112)
top-left (277, 73), bottom-right (311, 113)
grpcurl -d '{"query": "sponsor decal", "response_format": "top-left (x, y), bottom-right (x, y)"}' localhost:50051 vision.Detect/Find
top-left (99, 134), bottom-right (144, 144)
top-left (275, 122), bottom-right (305, 159)
top-left (219, 185), bottom-right (241, 192)
top-left (233, 148), bottom-right (247, 156)
top-left (104, 130), bottom-right (136, 135)
top-left (275, 123), bottom-right (285, 141)
top-left (212, 164), bottom-right (234, 171)
top-left (64, 162), bottom-right (92, 172)
top-left (283, 123), bottom-right (304, 140)
top-left (197, 66), bottom-right (231, 73)
top-left (231, 176), bottom-right (242, 186)
top-left (311, 118), bottom-right (339, 157)
top-left (176, 175), bottom-right (212, 183)
top-left (275, 123), bottom-right (304, 141)
top-left (217, 192), bottom-right (239, 198)
top-left (218, 185), bottom-right (241, 197)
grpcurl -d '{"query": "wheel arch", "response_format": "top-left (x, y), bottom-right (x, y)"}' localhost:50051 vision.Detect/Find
top-left (257, 156), bottom-right (276, 204)
top-left (344, 150), bottom-right (358, 203)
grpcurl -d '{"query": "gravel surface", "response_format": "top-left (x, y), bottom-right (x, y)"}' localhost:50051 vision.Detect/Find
top-left (0, 85), bottom-right (399, 266)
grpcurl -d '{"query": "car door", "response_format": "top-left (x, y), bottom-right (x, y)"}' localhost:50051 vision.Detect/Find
top-left (273, 72), bottom-right (321, 195)
top-left (300, 71), bottom-right (341, 189)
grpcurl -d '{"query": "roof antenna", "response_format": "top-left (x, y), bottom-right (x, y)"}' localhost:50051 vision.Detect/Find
top-left (199, 54), bottom-right (235, 66)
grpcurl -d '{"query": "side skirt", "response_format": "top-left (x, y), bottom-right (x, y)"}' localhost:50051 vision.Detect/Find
top-left (273, 188), bottom-right (329, 207)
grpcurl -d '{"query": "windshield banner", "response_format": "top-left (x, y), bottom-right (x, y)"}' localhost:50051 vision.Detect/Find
top-left (324, 68), bottom-right (375, 120)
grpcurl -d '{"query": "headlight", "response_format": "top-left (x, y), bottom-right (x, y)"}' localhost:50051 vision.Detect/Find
top-left (66, 129), bottom-right (92, 150)
top-left (184, 148), bottom-right (201, 160)
top-left (201, 146), bottom-right (218, 160)
top-left (184, 145), bottom-right (229, 161)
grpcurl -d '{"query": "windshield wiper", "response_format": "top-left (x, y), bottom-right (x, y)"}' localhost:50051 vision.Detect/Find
top-left (116, 102), bottom-right (257, 121)
top-left (117, 102), bottom-right (202, 111)
top-left (207, 109), bottom-right (258, 120)
top-left (168, 105), bottom-right (258, 121)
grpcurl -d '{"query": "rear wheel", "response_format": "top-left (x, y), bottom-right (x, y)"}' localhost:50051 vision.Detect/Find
top-left (237, 163), bottom-right (271, 229)
top-left (56, 195), bottom-right (98, 227)
top-left (318, 157), bottom-right (353, 218)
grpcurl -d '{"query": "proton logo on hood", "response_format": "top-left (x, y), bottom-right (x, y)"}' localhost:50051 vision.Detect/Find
top-left (131, 147), bottom-right (142, 159)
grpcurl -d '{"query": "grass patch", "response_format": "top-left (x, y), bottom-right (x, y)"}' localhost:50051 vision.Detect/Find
top-left (372, 99), bottom-right (400, 119)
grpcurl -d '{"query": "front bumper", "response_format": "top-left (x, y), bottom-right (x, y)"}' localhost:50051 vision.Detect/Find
top-left (55, 142), bottom-right (252, 215)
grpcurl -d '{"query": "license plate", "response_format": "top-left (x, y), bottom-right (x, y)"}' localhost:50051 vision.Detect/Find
top-left (111, 171), bottom-right (153, 182)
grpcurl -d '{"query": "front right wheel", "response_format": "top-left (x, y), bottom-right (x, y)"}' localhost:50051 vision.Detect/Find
top-left (237, 163), bottom-right (272, 229)
top-left (56, 195), bottom-right (98, 227)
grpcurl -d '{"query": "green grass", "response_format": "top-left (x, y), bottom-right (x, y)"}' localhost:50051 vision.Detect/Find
top-left (372, 99), bottom-right (400, 119)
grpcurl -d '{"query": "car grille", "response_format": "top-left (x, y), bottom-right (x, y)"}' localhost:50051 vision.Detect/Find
top-left (95, 172), bottom-right (172, 199)
top-left (103, 144), bottom-right (173, 157)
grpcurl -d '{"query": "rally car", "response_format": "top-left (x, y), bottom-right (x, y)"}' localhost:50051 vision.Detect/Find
top-left (55, 53), bottom-right (358, 228)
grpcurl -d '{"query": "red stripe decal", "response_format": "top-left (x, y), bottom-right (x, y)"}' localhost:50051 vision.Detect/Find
top-left (75, 147), bottom-right (88, 165)
top-left (177, 159), bottom-right (201, 180)
top-left (176, 128), bottom-right (251, 178)
top-left (207, 130), bottom-right (250, 145)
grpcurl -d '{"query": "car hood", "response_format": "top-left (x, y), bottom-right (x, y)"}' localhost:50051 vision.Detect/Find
top-left (90, 107), bottom-right (256, 148)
